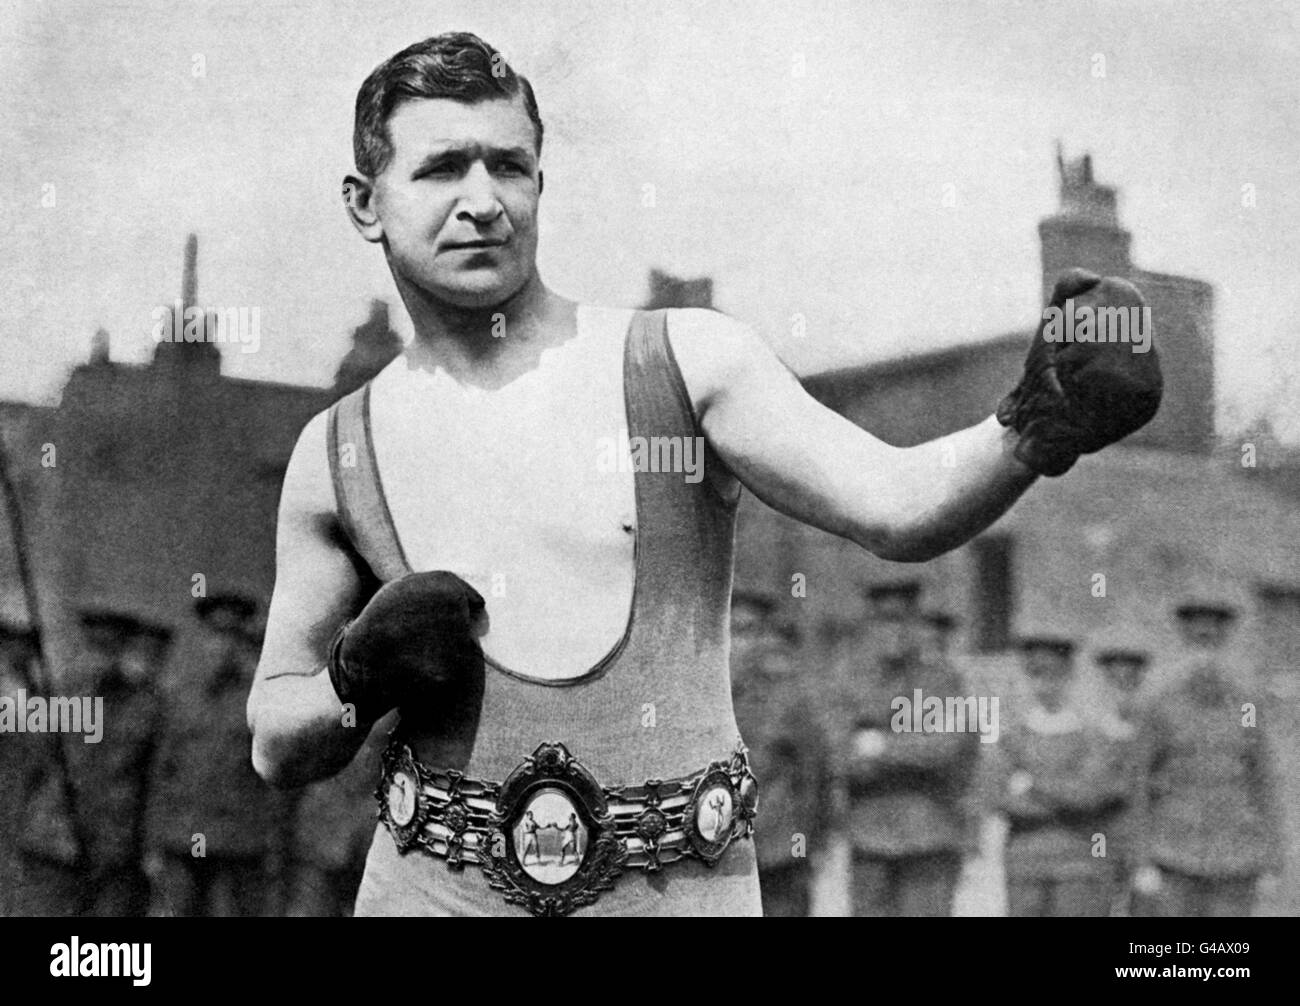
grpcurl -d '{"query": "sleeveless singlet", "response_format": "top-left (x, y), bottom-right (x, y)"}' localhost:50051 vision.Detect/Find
top-left (326, 308), bottom-right (762, 916)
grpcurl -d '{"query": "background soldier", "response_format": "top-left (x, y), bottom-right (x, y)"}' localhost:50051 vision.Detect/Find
top-left (1, 622), bottom-right (43, 914)
top-left (1132, 601), bottom-right (1284, 918)
top-left (842, 581), bottom-right (977, 917)
top-left (64, 608), bottom-right (171, 916)
top-left (992, 636), bottom-right (1127, 917)
top-left (729, 588), bottom-right (833, 917)
top-left (150, 593), bottom-right (284, 916)
top-left (287, 727), bottom-right (386, 917)
top-left (919, 609), bottom-right (958, 668)
top-left (5, 622), bottom-right (86, 916)
top-left (1093, 645), bottom-right (1152, 915)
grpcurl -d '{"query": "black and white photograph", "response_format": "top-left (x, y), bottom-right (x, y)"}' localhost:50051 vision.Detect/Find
top-left (0, 0), bottom-right (1296, 957)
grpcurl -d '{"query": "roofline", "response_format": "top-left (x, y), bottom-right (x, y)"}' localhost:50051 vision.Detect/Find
top-left (61, 361), bottom-right (331, 401)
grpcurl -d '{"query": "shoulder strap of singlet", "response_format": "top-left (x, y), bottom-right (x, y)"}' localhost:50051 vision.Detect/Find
top-left (325, 381), bottom-right (410, 582)
top-left (624, 307), bottom-right (701, 442)
top-left (625, 307), bottom-right (740, 509)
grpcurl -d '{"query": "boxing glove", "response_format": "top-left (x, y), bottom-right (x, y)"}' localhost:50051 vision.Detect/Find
top-left (327, 570), bottom-right (485, 722)
top-left (997, 268), bottom-right (1163, 476)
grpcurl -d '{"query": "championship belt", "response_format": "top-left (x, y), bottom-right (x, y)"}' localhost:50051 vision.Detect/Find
top-left (377, 738), bottom-right (759, 917)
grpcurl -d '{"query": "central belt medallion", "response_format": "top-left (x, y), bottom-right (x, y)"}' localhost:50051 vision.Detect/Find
top-left (477, 743), bottom-right (629, 917)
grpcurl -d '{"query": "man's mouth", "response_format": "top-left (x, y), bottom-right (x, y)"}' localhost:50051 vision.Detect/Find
top-left (444, 238), bottom-right (508, 251)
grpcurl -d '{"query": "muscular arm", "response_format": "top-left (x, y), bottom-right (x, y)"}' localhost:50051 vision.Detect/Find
top-left (246, 412), bottom-right (377, 788)
top-left (669, 311), bottom-right (1036, 562)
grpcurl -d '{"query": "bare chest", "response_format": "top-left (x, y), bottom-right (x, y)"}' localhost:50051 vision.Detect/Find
top-left (367, 313), bottom-right (638, 679)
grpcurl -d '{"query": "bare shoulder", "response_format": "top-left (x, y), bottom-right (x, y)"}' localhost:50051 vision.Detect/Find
top-left (663, 308), bottom-right (778, 411)
top-left (280, 409), bottom-right (335, 522)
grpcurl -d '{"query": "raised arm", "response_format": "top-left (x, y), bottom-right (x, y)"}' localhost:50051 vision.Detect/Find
top-left (669, 271), bottom-right (1161, 562)
top-left (247, 412), bottom-right (375, 788)
top-left (670, 309), bottom-right (1033, 562)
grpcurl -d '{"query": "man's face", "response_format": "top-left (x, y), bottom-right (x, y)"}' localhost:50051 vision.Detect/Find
top-left (118, 636), bottom-right (156, 687)
top-left (872, 612), bottom-right (918, 669)
top-left (205, 607), bottom-right (245, 637)
top-left (1102, 659), bottom-right (1145, 696)
top-left (0, 642), bottom-right (28, 698)
top-left (1026, 652), bottom-right (1072, 712)
top-left (1178, 612), bottom-right (1231, 650)
top-left (371, 95), bottom-right (541, 309)
top-left (920, 622), bottom-right (948, 664)
top-left (730, 601), bottom-right (769, 671)
top-left (81, 624), bottom-right (122, 673)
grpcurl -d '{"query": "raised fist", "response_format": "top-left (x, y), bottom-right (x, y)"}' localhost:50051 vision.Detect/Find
top-left (327, 570), bottom-right (486, 722)
top-left (997, 268), bottom-right (1163, 476)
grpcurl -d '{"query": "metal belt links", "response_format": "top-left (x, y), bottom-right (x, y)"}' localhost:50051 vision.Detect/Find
top-left (377, 736), bottom-right (759, 916)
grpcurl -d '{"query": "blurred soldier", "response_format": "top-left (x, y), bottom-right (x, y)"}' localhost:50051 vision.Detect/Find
top-left (1093, 646), bottom-right (1152, 915)
top-left (287, 726), bottom-right (386, 916)
top-left (920, 609), bottom-right (984, 866)
top-left (1, 622), bottom-right (43, 913)
top-left (1132, 601), bottom-right (1284, 918)
top-left (5, 622), bottom-right (86, 916)
top-left (729, 587), bottom-right (833, 917)
top-left (919, 610), bottom-right (958, 668)
top-left (62, 609), bottom-right (171, 916)
top-left (843, 582), bottom-right (978, 917)
top-left (993, 636), bottom-right (1127, 917)
top-left (150, 593), bottom-right (284, 916)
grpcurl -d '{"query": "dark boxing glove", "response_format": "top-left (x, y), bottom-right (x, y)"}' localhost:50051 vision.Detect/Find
top-left (327, 570), bottom-right (486, 722)
top-left (997, 268), bottom-right (1163, 476)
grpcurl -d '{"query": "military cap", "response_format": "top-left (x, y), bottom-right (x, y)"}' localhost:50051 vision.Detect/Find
top-left (79, 608), bottom-right (150, 636)
top-left (79, 607), bottom-right (172, 642)
top-left (1016, 635), bottom-right (1076, 658)
top-left (1093, 647), bottom-right (1149, 666)
top-left (922, 610), bottom-right (958, 630)
top-left (864, 580), bottom-right (923, 605)
top-left (137, 622), bottom-right (175, 645)
top-left (730, 586), bottom-right (780, 617)
top-left (0, 618), bottom-right (39, 645)
top-left (194, 591), bottom-right (259, 623)
top-left (1174, 599), bottom-right (1238, 622)
top-left (774, 618), bottom-right (803, 647)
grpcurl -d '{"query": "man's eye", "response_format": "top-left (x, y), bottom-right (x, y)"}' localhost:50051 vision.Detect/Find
top-left (494, 161), bottom-right (527, 176)
top-left (416, 163), bottom-right (458, 180)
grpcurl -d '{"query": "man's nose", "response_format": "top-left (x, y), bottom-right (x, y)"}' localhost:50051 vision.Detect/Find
top-left (455, 162), bottom-right (503, 223)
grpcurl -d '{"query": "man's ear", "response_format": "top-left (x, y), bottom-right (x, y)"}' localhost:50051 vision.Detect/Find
top-left (342, 174), bottom-right (384, 243)
top-left (538, 169), bottom-right (544, 197)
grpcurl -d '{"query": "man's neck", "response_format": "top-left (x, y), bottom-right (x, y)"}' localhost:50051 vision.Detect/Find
top-left (395, 270), bottom-right (577, 390)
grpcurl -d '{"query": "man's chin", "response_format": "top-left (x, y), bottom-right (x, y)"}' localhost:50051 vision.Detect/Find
top-left (422, 273), bottom-right (528, 312)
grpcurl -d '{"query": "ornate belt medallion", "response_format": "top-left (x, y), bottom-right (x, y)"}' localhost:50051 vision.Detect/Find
top-left (377, 740), bottom-right (758, 917)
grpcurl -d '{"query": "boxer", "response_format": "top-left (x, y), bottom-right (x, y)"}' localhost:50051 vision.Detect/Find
top-left (248, 32), bottom-right (1161, 916)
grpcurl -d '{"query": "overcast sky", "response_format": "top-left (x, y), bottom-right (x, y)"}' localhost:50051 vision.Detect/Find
top-left (2, 0), bottom-right (1297, 440)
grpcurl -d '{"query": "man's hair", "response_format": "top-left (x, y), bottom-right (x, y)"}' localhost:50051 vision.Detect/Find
top-left (353, 32), bottom-right (544, 178)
